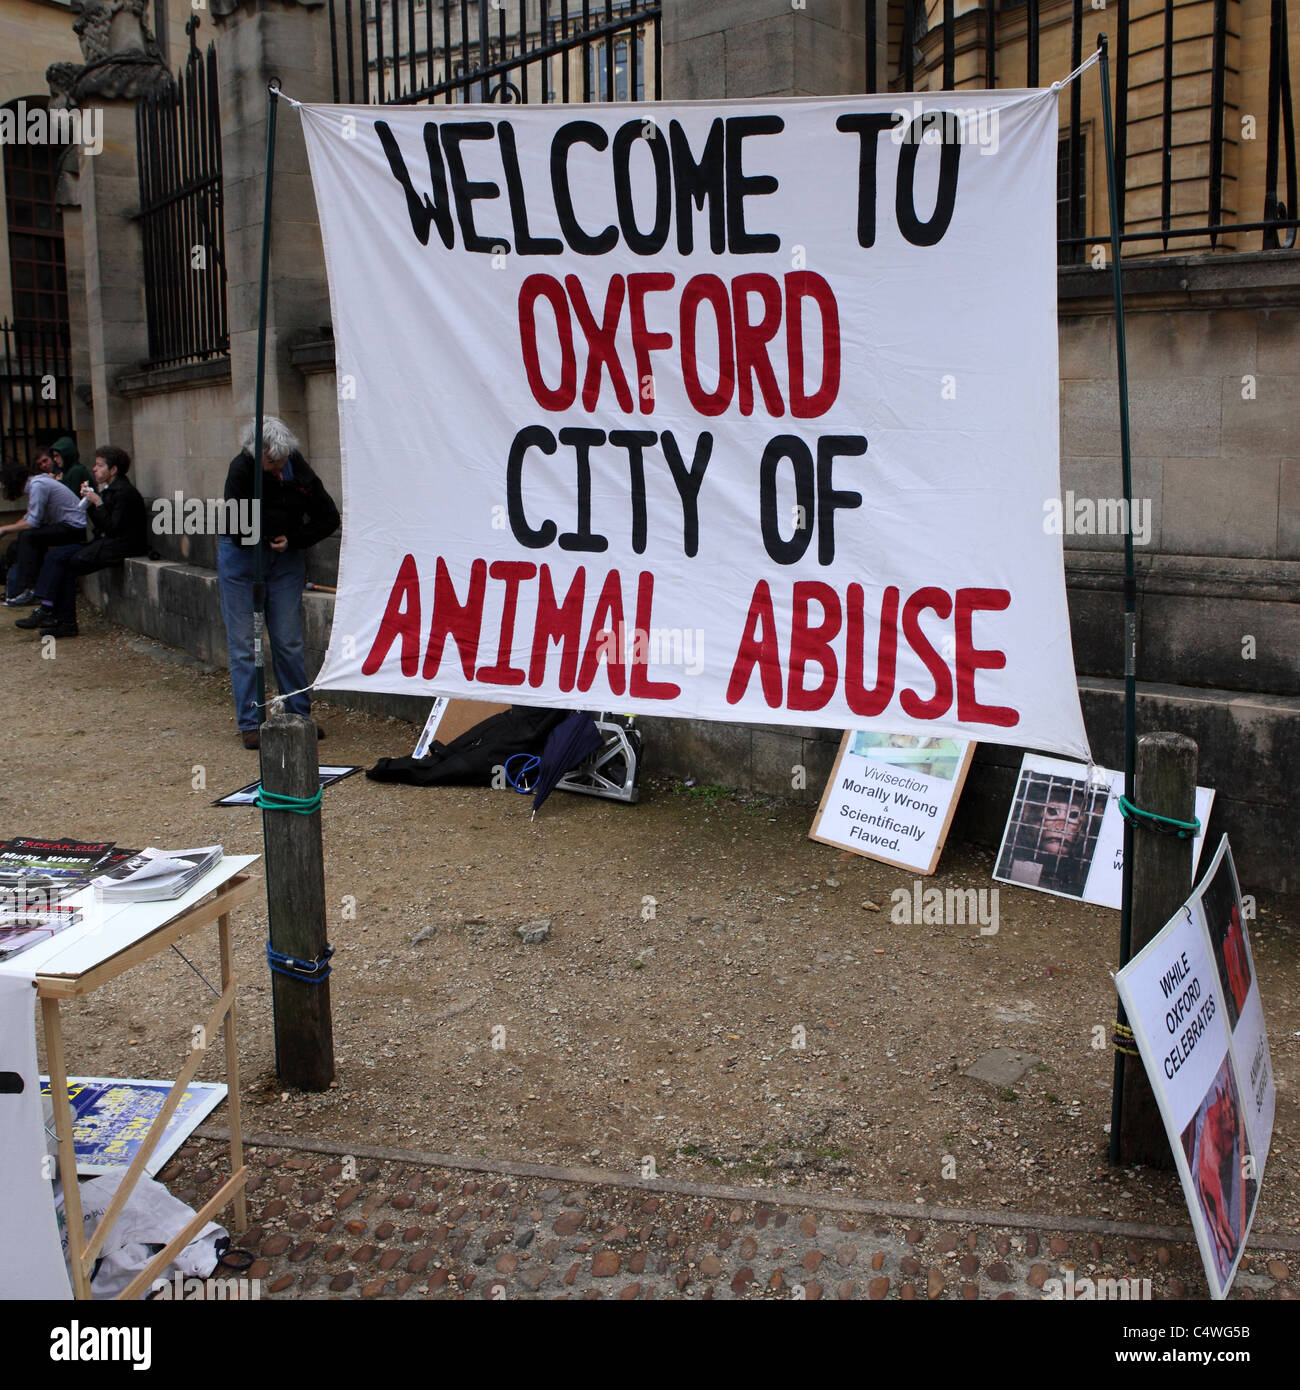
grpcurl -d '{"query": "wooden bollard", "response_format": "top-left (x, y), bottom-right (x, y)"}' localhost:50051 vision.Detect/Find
top-left (1119, 731), bottom-right (1197, 1167)
top-left (260, 712), bottom-right (334, 1090)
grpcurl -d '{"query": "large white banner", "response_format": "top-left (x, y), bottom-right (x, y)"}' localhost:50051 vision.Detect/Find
top-left (301, 91), bottom-right (1089, 758)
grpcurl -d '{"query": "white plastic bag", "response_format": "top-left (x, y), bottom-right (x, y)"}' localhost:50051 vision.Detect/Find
top-left (57, 1171), bottom-right (228, 1299)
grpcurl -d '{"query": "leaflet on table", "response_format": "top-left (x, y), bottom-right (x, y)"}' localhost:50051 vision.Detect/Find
top-left (92, 846), bottom-right (223, 903)
top-left (0, 903), bottom-right (83, 962)
top-left (0, 838), bottom-right (118, 886)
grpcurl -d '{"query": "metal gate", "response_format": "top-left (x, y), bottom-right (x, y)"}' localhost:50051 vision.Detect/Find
top-left (330, 0), bottom-right (661, 106)
top-left (135, 25), bottom-right (229, 369)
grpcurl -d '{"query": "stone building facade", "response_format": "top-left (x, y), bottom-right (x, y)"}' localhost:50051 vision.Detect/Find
top-left (24, 0), bottom-right (1300, 895)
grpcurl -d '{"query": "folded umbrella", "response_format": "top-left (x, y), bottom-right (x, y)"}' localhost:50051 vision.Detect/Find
top-left (530, 711), bottom-right (604, 816)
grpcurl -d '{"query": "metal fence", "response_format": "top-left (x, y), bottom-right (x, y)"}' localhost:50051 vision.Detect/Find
top-left (136, 27), bottom-right (229, 370)
top-left (330, 0), bottom-right (661, 106)
top-left (0, 320), bottom-right (73, 470)
top-left (883, 0), bottom-right (1297, 258)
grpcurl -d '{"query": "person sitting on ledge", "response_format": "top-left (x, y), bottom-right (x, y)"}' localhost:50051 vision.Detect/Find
top-left (50, 436), bottom-right (90, 497)
top-left (0, 457), bottom-right (88, 606)
top-left (15, 445), bottom-right (147, 639)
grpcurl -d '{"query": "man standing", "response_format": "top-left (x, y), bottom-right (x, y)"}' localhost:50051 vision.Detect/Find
top-left (218, 417), bottom-right (338, 748)
top-left (15, 446), bottom-right (147, 638)
top-left (0, 460), bottom-right (88, 605)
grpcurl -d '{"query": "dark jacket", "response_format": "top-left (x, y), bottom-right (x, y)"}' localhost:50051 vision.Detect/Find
top-left (82, 474), bottom-right (148, 564)
top-left (60, 462), bottom-right (91, 496)
top-left (223, 450), bottom-right (340, 552)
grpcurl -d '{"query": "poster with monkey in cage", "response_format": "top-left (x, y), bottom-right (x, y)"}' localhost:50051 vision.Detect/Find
top-left (993, 754), bottom-right (1214, 909)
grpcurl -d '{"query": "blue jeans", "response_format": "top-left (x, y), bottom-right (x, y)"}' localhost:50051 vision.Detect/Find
top-left (217, 538), bottom-right (311, 730)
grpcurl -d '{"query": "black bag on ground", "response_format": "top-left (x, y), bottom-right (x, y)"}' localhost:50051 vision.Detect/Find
top-left (365, 705), bottom-right (569, 786)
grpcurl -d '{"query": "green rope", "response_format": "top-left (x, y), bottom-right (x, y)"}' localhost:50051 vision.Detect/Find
top-left (254, 786), bottom-right (323, 815)
top-left (1117, 795), bottom-right (1200, 840)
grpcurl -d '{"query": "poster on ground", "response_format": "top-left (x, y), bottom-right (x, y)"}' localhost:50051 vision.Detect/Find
top-left (299, 89), bottom-right (1090, 760)
top-left (1192, 838), bottom-right (1275, 1160)
top-left (213, 765), bottom-right (361, 807)
top-left (38, 1076), bottom-right (227, 1176)
top-left (810, 731), bottom-right (973, 873)
top-left (993, 754), bottom-right (1213, 908)
top-left (1116, 838), bottom-right (1271, 1300)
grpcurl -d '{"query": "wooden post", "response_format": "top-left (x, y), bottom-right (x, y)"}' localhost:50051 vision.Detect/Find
top-left (1119, 731), bottom-right (1197, 1167)
top-left (260, 712), bottom-right (334, 1090)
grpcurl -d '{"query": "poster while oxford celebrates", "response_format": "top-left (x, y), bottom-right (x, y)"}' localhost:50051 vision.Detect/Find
top-left (1116, 838), bottom-right (1275, 1300)
top-left (300, 89), bottom-right (1089, 758)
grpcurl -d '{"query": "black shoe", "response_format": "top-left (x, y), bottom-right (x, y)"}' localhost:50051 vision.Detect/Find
top-left (241, 730), bottom-right (260, 750)
top-left (39, 621), bottom-right (78, 638)
top-left (14, 608), bottom-right (53, 630)
top-left (316, 725), bottom-right (326, 741)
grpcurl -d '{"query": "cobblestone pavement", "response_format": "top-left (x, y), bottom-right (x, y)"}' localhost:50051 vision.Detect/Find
top-left (154, 1131), bottom-right (1299, 1301)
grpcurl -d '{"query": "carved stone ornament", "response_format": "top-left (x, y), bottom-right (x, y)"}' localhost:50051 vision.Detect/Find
top-left (46, 0), bottom-right (172, 108)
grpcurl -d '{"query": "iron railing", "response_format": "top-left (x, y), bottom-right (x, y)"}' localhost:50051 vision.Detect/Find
top-left (135, 26), bottom-right (229, 369)
top-left (886, 1), bottom-right (1297, 257)
top-left (330, 0), bottom-right (661, 106)
top-left (0, 320), bottom-right (72, 469)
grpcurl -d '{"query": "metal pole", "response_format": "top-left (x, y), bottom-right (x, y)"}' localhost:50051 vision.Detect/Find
top-left (252, 83), bottom-right (280, 734)
top-left (1099, 34), bottom-right (1139, 1167)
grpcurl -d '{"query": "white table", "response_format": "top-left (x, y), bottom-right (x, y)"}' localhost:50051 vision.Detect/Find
top-left (0, 855), bottom-right (259, 1300)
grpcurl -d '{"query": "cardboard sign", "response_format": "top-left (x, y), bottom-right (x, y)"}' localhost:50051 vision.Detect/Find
top-left (994, 754), bottom-right (1213, 908)
top-left (1192, 838), bottom-right (1274, 1159)
top-left (213, 765), bottom-right (361, 807)
top-left (299, 91), bottom-right (1089, 758)
top-left (1115, 838), bottom-right (1270, 1299)
top-left (810, 731), bottom-right (973, 873)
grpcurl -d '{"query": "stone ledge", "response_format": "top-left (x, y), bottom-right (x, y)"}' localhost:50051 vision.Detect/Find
top-left (82, 555), bottom-right (431, 726)
top-left (1060, 250), bottom-right (1300, 312)
top-left (289, 336), bottom-right (336, 374)
top-left (118, 356), bottom-right (233, 397)
top-left (1067, 551), bottom-right (1300, 602)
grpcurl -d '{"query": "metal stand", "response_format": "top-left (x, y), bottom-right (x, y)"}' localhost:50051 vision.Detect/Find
top-left (557, 716), bottom-right (642, 804)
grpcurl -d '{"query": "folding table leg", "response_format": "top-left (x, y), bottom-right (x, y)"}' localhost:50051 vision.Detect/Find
top-left (218, 910), bottom-right (246, 1232)
top-left (42, 996), bottom-right (91, 1300)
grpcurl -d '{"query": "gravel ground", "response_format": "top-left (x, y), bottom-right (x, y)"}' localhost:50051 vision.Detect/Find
top-left (4, 605), bottom-right (1297, 1238)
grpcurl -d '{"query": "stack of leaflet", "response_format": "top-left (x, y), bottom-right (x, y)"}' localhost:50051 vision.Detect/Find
top-left (92, 846), bottom-right (223, 903)
top-left (0, 902), bottom-right (83, 961)
top-left (0, 838), bottom-right (125, 892)
top-left (0, 838), bottom-right (131, 962)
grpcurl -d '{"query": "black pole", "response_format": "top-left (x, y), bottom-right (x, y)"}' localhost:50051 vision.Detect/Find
top-left (1099, 34), bottom-right (1140, 1167)
top-left (252, 83), bottom-right (280, 733)
top-left (254, 82), bottom-right (281, 1070)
